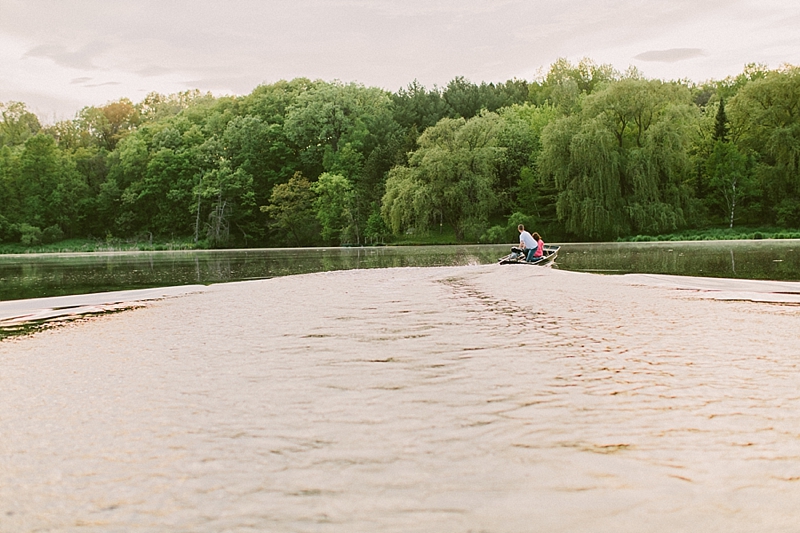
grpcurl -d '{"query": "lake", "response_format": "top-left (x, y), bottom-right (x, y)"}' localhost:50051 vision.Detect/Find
top-left (1, 240), bottom-right (799, 303)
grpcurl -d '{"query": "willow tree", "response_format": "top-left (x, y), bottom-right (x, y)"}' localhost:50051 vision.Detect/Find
top-left (532, 58), bottom-right (618, 112)
top-left (538, 77), bottom-right (698, 240)
top-left (382, 112), bottom-right (503, 240)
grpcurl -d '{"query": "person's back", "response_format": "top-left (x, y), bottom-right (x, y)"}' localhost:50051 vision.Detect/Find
top-left (517, 224), bottom-right (537, 261)
top-left (519, 227), bottom-right (536, 250)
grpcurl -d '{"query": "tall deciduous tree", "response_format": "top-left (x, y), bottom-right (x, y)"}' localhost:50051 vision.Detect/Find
top-left (495, 103), bottom-right (559, 212)
top-left (728, 65), bottom-right (800, 225)
top-left (261, 172), bottom-right (318, 246)
top-left (284, 81), bottom-right (401, 241)
top-left (0, 101), bottom-right (41, 147)
top-left (535, 58), bottom-right (618, 111)
top-left (0, 145), bottom-right (19, 238)
top-left (706, 140), bottom-right (752, 227)
top-left (78, 98), bottom-right (140, 151)
top-left (312, 172), bottom-right (357, 245)
top-left (284, 81), bottom-right (392, 175)
top-left (223, 115), bottom-right (295, 196)
top-left (197, 163), bottom-right (254, 246)
top-left (14, 134), bottom-right (88, 235)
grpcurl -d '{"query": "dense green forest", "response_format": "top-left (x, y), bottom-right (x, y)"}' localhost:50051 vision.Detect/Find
top-left (2, 59), bottom-right (800, 248)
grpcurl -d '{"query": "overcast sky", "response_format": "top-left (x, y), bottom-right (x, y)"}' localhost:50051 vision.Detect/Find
top-left (2, 0), bottom-right (799, 122)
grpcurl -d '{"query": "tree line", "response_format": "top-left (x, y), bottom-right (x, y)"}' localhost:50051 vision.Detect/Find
top-left (1, 59), bottom-right (799, 247)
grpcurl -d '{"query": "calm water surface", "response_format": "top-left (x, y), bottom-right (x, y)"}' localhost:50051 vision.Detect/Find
top-left (1, 240), bottom-right (799, 302)
top-left (558, 240), bottom-right (800, 280)
top-left (0, 246), bottom-right (506, 302)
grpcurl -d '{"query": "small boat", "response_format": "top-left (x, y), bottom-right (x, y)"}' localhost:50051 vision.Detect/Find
top-left (498, 245), bottom-right (560, 266)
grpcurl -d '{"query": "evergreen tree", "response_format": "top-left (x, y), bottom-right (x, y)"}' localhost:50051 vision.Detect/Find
top-left (713, 99), bottom-right (728, 142)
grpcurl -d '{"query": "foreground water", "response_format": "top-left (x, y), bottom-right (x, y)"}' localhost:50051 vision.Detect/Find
top-left (3, 266), bottom-right (800, 532)
top-left (1, 240), bottom-right (799, 303)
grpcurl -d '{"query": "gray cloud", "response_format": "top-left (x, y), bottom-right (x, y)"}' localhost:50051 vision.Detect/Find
top-left (634, 48), bottom-right (706, 63)
top-left (24, 41), bottom-right (111, 70)
top-left (137, 66), bottom-right (173, 77)
top-left (84, 81), bottom-right (121, 88)
top-left (70, 77), bottom-right (92, 85)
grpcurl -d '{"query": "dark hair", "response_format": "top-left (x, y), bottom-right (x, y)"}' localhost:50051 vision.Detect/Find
top-left (518, 224), bottom-right (524, 231)
top-left (532, 232), bottom-right (541, 240)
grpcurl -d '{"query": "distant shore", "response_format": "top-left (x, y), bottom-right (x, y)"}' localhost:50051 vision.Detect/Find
top-left (3, 265), bottom-right (800, 532)
top-left (2, 226), bottom-right (800, 255)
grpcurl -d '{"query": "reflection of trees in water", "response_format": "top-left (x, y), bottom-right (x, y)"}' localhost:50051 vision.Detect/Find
top-left (559, 243), bottom-right (800, 281)
top-left (202, 257), bottom-right (234, 281)
top-left (1, 246), bottom-right (511, 300)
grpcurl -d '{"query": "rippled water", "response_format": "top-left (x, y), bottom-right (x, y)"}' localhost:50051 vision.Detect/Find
top-left (3, 266), bottom-right (800, 532)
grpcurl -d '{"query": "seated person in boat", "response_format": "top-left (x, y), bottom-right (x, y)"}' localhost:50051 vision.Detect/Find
top-left (531, 232), bottom-right (545, 260)
top-left (516, 224), bottom-right (539, 262)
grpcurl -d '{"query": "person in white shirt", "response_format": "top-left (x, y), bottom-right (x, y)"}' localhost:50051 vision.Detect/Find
top-left (517, 224), bottom-right (537, 261)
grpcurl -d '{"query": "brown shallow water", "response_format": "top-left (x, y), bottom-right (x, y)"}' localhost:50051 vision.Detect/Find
top-left (2, 265), bottom-right (800, 532)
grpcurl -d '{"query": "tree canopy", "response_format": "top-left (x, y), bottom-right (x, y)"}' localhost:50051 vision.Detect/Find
top-left (2, 59), bottom-right (800, 247)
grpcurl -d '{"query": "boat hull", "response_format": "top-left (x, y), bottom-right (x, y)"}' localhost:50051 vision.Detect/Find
top-left (498, 245), bottom-right (560, 266)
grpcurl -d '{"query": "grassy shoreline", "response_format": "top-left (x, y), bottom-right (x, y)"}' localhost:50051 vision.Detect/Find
top-left (1, 227), bottom-right (799, 254)
top-left (0, 238), bottom-right (202, 255)
top-left (616, 227), bottom-right (800, 242)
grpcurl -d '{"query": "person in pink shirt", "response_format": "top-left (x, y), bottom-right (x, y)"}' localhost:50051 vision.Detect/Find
top-left (531, 232), bottom-right (544, 259)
